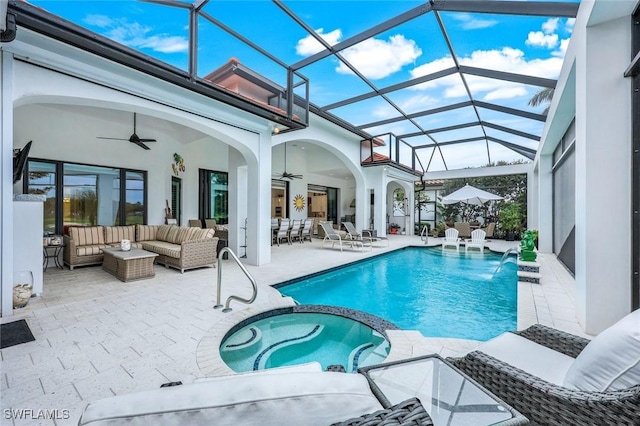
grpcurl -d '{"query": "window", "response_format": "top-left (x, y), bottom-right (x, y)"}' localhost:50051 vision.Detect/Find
top-left (26, 160), bottom-right (57, 235)
top-left (199, 169), bottom-right (228, 224)
top-left (125, 171), bottom-right (145, 225)
top-left (26, 159), bottom-right (147, 234)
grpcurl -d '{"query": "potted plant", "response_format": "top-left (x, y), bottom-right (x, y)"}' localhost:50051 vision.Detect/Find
top-left (499, 202), bottom-right (522, 241)
top-left (389, 223), bottom-right (401, 234)
top-left (431, 222), bottom-right (446, 237)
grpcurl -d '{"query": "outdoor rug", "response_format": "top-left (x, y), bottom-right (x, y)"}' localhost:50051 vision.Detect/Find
top-left (1, 319), bottom-right (35, 349)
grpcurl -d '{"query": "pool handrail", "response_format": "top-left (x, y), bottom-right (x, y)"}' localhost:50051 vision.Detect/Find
top-left (214, 247), bottom-right (257, 313)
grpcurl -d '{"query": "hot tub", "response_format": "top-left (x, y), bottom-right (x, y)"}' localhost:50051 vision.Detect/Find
top-left (220, 305), bottom-right (396, 373)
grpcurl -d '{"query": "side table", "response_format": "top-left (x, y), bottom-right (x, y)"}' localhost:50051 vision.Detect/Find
top-left (43, 244), bottom-right (64, 271)
top-left (359, 354), bottom-right (528, 425)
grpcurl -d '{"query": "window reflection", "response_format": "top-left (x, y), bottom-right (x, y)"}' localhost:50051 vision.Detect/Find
top-left (27, 161), bottom-right (56, 235)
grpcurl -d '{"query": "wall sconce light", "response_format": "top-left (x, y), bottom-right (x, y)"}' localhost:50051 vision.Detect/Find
top-left (350, 199), bottom-right (356, 208)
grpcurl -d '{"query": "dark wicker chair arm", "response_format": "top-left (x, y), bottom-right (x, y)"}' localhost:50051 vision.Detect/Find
top-left (450, 350), bottom-right (640, 425)
top-left (512, 324), bottom-right (590, 358)
top-left (330, 398), bottom-right (433, 426)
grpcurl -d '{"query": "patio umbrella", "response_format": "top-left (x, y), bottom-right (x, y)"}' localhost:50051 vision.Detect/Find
top-left (441, 184), bottom-right (503, 206)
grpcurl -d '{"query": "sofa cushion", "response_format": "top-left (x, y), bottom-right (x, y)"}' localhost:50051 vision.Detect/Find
top-left (76, 245), bottom-right (108, 256)
top-left (108, 242), bottom-right (143, 250)
top-left (78, 370), bottom-right (382, 426)
top-left (104, 226), bottom-right (136, 245)
top-left (563, 310), bottom-right (640, 392)
top-left (165, 226), bottom-right (181, 243)
top-left (70, 226), bottom-right (105, 246)
top-left (141, 241), bottom-right (181, 259)
top-left (136, 225), bottom-right (159, 242)
top-left (156, 225), bottom-right (174, 242)
top-left (169, 226), bottom-right (201, 244)
top-left (193, 228), bottom-right (215, 240)
top-left (476, 332), bottom-right (575, 386)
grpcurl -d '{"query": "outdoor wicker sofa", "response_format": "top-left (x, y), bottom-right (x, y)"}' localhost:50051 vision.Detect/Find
top-left (450, 318), bottom-right (640, 425)
top-left (64, 224), bottom-right (218, 273)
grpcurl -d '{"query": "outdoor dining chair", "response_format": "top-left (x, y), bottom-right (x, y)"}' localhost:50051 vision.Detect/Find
top-left (300, 219), bottom-right (313, 243)
top-left (289, 219), bottom-right (302, 244)
top-left (275, 219), bottom-right (290, 246)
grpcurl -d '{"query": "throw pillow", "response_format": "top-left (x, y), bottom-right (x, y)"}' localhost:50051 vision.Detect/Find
top-left (563, 309), bottom-right (640, 391)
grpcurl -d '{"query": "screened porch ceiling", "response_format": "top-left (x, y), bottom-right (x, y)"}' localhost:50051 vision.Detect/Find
top-left (24, 0), bottom-right (580, 173)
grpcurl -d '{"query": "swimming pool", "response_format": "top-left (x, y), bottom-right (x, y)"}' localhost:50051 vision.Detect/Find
top-left (277, 247), bottom-right (517, 341)
top-left (220, 306), bottom-right (394, 373)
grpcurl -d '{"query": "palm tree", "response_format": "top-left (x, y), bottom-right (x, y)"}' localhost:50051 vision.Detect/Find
top-left (528, 87), bottom-right (555, 115)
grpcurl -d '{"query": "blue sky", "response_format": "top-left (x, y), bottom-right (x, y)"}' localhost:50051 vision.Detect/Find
top-left (29, 0), bottom-right (578, 170)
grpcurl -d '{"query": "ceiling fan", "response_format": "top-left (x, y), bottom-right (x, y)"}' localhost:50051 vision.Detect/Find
top-left (97, 113), bottom-right (156, 150)
top-left (273, 143), bottom-right (302, 180)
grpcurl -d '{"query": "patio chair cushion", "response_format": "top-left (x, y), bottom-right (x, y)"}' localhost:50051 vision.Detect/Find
top-left (563, 309), bottom-right (640, 392)
top-left (79, 370), bottom-right (383, 426)
top-left (476, 331), bottom-right (575, 385)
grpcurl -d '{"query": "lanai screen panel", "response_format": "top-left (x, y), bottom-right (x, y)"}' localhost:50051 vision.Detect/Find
top-left (22, 0), bottom-right (580, 171)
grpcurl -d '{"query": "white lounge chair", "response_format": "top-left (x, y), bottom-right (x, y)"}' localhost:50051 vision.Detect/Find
top-left (343, 221), bottom-right (362, 240)
top-left (77, 363), bottom-right (432, 426)
top-left (465, 229), bottom-right (486, 253)
top-left (441, 228), bottom-right (461, 251)
top-left (320, 222), bottom-right (364, 251)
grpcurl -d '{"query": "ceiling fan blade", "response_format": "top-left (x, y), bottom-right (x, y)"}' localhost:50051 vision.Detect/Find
top-left (132, 141), bottom-right (151, 150)
top-left (137, 138), bottom-right (156, 143)
top-left (97, 137), bottom-right (128, 141)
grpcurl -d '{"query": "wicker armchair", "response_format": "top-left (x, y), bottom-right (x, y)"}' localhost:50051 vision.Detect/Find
top-left (450, 324), bottom-right (640, 425)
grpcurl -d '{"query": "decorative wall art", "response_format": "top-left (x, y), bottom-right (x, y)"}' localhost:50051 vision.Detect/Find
top-left (293, 194), bottom-right (306, 212)
top-left (172, 153), bottom-right (185, 176)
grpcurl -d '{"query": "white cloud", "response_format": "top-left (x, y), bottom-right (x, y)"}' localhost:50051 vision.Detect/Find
top-left (565, 18), bottom-right (575, 32)
top-left (483, 85), bottom-right (528, 101)
top-left (552, 38), bottom-right (570, 58)
top-left (526, 31), bottom-right (558, 48)
top-left (409, 47), bottom-right (563, 101)
top-left (542, 18), bottom-right (559, 34)
top-left (336, 35), bottom-right (422, 80)
top-left (83, 14), bottom-right (188, 54)
top-left (452, 13), bottom-right (498, 30)
top-left (295, 28), bottom-right (342, 56)
top-left (83, 14), bottom-right (113, 28)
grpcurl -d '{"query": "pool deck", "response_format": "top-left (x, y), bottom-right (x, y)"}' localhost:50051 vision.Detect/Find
top-left (1, 235), bottom-right (585, 425)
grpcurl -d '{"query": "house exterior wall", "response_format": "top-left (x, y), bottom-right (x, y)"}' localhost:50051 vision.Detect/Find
top-left (536, 0), bottom-right (635, 334)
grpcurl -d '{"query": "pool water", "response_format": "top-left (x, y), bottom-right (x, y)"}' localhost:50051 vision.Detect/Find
top-left (278, 247), bottom-right (517, 341)
top-left (220, 312), bottom-right (390, 373)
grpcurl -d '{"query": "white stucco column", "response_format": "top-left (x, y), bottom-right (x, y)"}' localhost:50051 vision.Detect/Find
top-left (537, 155), bottom-right (553, 253)
top-left (1, 50), bottom-right (15, 316)
top-left (372, 173), bottom-right (387, 236)
top-left (238, 132), bottom-right (271, 266)
top-left (575, 15), bottom-right (632, 333)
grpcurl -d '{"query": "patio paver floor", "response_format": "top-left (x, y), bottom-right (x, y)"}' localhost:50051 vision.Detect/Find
top-left (0, 235), bottom-right (583, 425)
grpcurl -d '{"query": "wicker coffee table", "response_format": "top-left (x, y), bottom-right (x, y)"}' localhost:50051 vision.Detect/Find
top-left (102, 248), bottom-right (158, 282)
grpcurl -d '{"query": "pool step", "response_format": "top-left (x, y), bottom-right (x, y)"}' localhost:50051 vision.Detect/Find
top-left (517, 259), bottom-right (541, 284)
